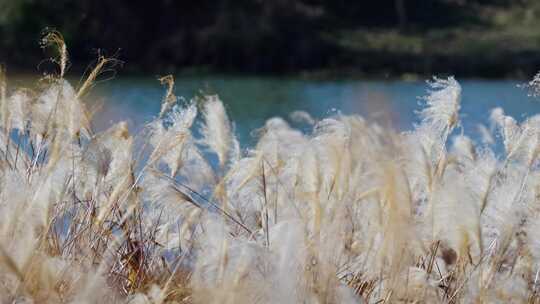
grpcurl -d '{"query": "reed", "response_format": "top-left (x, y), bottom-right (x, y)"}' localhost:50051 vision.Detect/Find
top-left (1, 33), bottom-right (540, 303)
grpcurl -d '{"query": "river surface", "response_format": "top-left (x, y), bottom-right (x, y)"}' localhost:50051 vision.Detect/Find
top-left (80, 76), bottom-right (540, 147)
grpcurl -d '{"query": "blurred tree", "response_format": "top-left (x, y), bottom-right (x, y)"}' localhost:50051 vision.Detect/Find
top-left (0, 0), bottom-right (536, 76)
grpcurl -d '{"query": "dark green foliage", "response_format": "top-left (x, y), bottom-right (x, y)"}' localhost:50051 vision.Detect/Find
top-left (0, 0), bottom-right (538, 77)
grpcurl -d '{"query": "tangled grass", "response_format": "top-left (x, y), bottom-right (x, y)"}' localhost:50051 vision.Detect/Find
top-left (1, 36), bottom-right (540, 303)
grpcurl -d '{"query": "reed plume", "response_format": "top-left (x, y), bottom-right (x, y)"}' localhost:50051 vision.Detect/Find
top-left (1, 38), bottom-right (540, 304)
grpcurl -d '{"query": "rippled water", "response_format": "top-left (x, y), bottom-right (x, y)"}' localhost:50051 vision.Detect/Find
top-left (88, 76), bottom-right (540, 147)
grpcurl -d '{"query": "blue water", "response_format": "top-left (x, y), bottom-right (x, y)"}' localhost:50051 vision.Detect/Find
top-left (91, 77), bottom-right (540, 147)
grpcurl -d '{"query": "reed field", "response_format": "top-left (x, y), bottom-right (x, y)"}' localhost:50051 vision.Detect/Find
top-left (2, 32), bottom-right (540, 303)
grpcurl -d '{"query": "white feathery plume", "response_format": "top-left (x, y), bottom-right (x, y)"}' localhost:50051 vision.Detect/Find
top-left (149, 102), bottom-right (198, 177)
top-left (415, 76), bottom-right (462, 164)
top-left (289, 110), bottom-right (315, 125)
top-left (218, 154), bottom-right (264, 228)
top-left (297, 143), bottom-right (320, 199)
top-left (97, 121), bottom-right (132, 184)
top-left (490, 107), bottom-right (520, 156)
top-left (8, 90), bottom-right (31, 134)
top-left (460, 149), bottom-right (497, 215)
top-left (31, 82), bottom-right (58, 136)
top-left (255, 117), bottom-right (307, 167)
top-left (432, 168), bottom-right (482, 262)
top-left (401, 133), bottom-right (432, 202)
top-left (527, 214), bottom-right (540, 265)
top-left (452, 134), bottom-right (476, 160)
top-left (419, 76), bottom-right (461, 135)
top-left (173, 144), bottom-right (216, 191)
top-left (268, 219), bottom-right (309, 303)
top-left (519, 114), bottom-right (540, 166)
top-left (491, 108), bottom-right (540, 164)
top-left (31, 80), bottom-right (90, 139)
top-left (229, 126), bottom-right (241, 164)
top-left (200, 95), bottom-right (234, 168)
top-left (143, 168), bottom-right (199, 217)
top-left (148, 103), bottom-right (216, 191)
top-left (477, 123), bottom-right (494, 145)
top-left (311, 117), bottom-right (351, 200)
top-left (481, 165), bottom-right (530, 252)
top-left (64, 80), bottom-right (91, 139)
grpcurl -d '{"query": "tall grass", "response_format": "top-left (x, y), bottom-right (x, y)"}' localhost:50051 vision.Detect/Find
top-left (1, 35), bottom-right (540, 303)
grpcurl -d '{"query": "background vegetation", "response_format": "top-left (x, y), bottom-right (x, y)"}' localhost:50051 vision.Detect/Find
top-left (1, 0), bottom-right (540, 77)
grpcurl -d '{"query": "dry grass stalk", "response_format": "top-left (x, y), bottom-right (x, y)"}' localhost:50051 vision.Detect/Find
top-left (0, 35), bottom-right (540, 303)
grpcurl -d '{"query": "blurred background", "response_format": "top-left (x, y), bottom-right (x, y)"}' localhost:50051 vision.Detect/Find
top-left (2, 0), bottom-right (540, 77)
top-left (1, 0), bottom-right (540, 145)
